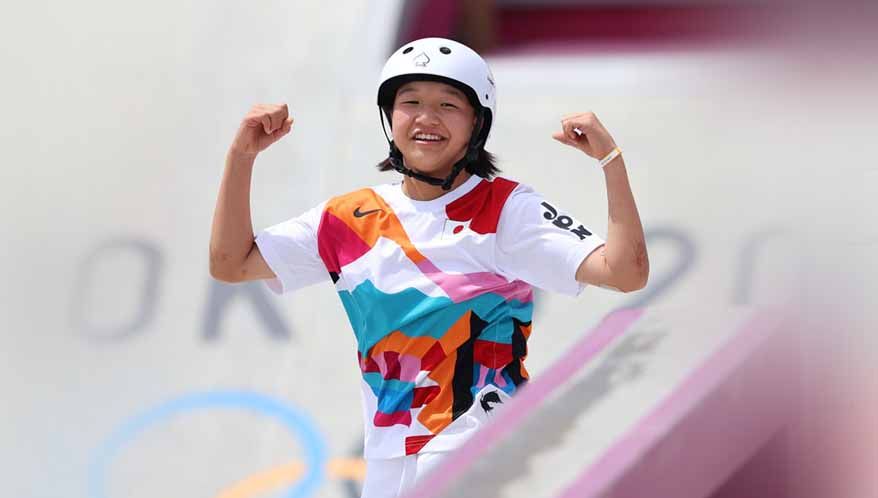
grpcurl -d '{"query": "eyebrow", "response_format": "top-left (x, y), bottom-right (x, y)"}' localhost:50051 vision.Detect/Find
top-left (442, 87), bottom-right (467, 99)
top-left (397, 85), bottom-right (466, 100)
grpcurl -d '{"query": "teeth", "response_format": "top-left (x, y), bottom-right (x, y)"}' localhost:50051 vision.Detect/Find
top-left (415, 133), bottom-right (442, 141)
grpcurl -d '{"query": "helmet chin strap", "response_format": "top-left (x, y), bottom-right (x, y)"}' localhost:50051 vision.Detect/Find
top-left (381, 108), bottom-right (485, 191)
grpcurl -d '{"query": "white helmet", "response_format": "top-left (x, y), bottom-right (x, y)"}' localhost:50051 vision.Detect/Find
top-left (376, 38), bottom-right (497, 190)
top-left (377, 37), bottom-right (496, 145)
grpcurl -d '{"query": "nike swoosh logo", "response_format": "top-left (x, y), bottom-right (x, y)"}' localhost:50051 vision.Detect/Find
top-left (353, 207), bottom-right (383, 218)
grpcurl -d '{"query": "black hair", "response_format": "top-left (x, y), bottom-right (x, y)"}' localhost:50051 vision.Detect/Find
top-left (375, 148), bottom-right (500, 179)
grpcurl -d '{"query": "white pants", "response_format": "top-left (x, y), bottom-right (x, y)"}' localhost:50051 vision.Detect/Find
top-left (359, 386), bottom-right (511, 497)
top-left (360, 451), bottom-right (449, 498)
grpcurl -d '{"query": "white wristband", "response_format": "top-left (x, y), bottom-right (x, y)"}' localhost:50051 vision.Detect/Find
top-left (599, 146), bottom-right (622, 168)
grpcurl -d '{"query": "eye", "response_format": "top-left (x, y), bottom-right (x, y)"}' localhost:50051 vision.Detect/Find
top-left (441, 102), bottom-right (459, 109)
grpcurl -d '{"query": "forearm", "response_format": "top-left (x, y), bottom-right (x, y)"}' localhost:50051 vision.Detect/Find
top-left (602, 157), bottom-right (648, 289)
top-left (209, 151), bottom-right (258, 277)
top-left (554, 111), bottom-right (648, 292)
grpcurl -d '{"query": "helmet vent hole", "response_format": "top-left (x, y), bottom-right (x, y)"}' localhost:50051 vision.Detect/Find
top-left (440, 46), bottom-right (451, 54)
top-left (403, 46), bottom-right (413, 54)
top-left (485, 93), bottom-right (489, 99)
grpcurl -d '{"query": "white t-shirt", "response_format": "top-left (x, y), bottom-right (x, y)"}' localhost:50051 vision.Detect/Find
top-left (255, 174), bottom-right (605, 458)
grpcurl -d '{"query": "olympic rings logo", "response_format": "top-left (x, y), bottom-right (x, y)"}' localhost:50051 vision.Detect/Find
top-left (217, 459), bottom-right (365, 498)
top-left (89, 391), bottom-right (365, 498)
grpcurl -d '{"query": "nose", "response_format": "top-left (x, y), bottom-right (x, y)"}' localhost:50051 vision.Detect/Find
top-left (413, 106), bottom-right (441, 126)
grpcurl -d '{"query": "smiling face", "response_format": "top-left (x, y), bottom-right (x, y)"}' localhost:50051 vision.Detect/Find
top-left (391, 80), bottom-right (477, 177)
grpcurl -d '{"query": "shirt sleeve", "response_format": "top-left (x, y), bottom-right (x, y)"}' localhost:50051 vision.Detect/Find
top-left (254, 201), bottom-right (328, 295)
top-left (495, 185), bottom-right (606, 296)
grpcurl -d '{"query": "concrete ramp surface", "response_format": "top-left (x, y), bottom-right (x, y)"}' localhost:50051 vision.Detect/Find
top-left (405, 306), bottom-right (793, 498)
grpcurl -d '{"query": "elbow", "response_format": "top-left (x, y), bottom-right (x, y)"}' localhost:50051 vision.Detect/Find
top-left (628, 261), bottom-right (649, 292)
top-left (621, 270), bottom-right (649, 293)
top-left (614, 275), bottom-right (647, 294)
top-left (624, 241), bottom-right (650, 292)
top-left (209, 264), bottom-right (238, 284)
top-left (607, 242), bottom-right (649, 293)
top-left (615, 258), bottom-right (649, 293)
top-left (600, 268), bottom-right (647, 293)
top-left (209, 249), bottom-right (241, 283)
top-left (210, 267), bottom-right (239, 284)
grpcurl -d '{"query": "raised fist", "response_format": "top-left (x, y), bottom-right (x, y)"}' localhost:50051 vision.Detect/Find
top-left (552, 111), bottom-right (618, 161)
top-left (229, 103), bottom-right (294, 157)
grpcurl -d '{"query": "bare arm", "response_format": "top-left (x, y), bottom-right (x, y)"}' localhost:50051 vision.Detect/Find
top-left (576, 156), bottom-right (648, 292)
top-left (209, 104), bottom-right (294, 283)
top-left (209, 151), bottom-right (272, 282)
top-left (552, 112), bottom-right (649, 293)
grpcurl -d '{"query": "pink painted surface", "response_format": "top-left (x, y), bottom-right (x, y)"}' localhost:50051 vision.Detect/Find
top-left (556, 310), bottom-right (788, 498)
top-left (403, 307), bottom-right (645, 498)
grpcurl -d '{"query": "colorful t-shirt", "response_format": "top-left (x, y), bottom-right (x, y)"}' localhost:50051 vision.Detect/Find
top-left (255, 174), bottom-right (605, 459)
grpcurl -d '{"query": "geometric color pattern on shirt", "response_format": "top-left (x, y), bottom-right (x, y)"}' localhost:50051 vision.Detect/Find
top-left (317, 177), bottom-right (532, 456)
top-left (254, 174), bottom-right (605, 458)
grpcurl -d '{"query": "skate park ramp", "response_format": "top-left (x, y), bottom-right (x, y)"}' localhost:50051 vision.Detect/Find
top-left (404, 305), bottom-right (795, 498)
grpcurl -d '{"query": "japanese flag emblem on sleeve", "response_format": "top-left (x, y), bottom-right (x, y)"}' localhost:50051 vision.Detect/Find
top-left (442, 218), bottom-right (472, 239)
